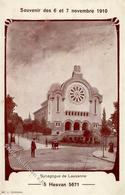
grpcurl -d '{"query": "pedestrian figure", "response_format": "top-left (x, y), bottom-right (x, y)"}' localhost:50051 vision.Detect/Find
top-left (51, 140), bottom-right (54, 149)
top-left (54, 140), bottom-right (59, 149)
top-left (45, 138), bottom-right (48, 147)
top-left (108, 141), bottom-right (114, 153)
top-left (31, 138), bottom-right (36, 157)
top-left (56, 141), bottom-right (59, 149)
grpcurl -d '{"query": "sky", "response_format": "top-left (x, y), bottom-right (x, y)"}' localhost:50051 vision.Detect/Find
top-left (6, 20), bottom-right (118, 120)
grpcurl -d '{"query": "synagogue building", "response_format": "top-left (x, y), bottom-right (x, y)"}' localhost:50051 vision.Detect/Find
top-left (34, 65), bottom-right (102, 142)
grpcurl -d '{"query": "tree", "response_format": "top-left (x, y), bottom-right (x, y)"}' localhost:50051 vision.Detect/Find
top-left (41, 117), bottom-right (49, 134)
top-left (23, 122), bottom-right (33, 132)
top-left (6, 94), bottom-right (17, 120)
top-left (110, 101), bottom-right (119, 133)
top-left (102, 108), bottom-right (106, 126)
top-left (83, 130), bottom-right (91, 143)
top-left (14, 114), bottom-right (23, 144)
top-left (32, 119), bottom-right (42, 133)
top-left (11, 113), bottom-right (22, 127)
top-left (42, 127), bottom-right (52, 135)
top-left (82, 122), bottom-right (91, 143)
top-left (100, 108), bottom-right (111, 157)
top-left (5, 95), bottom-right (17, 175)
top-left (6, 95), bottom-right (17, 143)
top-left (101, 108), bottom-right (111, 136)
top-left (100, 124), bottom-right (111, 137)
top-left (41, 117), bottom-right (47, 129)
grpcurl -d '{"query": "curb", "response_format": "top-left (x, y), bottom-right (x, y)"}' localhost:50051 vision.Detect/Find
top-left (92, 153), bottom-right (115, 163)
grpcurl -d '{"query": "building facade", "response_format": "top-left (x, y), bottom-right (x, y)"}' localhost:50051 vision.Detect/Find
top-left (34, 65), bottom-right (102, 141)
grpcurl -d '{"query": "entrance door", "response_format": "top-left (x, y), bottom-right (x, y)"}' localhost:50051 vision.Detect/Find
top-left (82, 122), bottom-right (89, 131)
top-left (74, 122), bottom-right (80, 131)
top-left (65, 121), bottom-right (71, 131)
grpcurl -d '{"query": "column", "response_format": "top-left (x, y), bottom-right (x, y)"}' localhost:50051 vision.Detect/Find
top-left (80, 123), bottom-right (82, 132)
top-left (71, 123), bottom-right (74, 131)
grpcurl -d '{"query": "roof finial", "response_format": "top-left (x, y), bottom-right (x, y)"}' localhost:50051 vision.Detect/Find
top-left (74, 65), bottom-right (81, 73)
top-left (72, 65), bottom-right (82, 78)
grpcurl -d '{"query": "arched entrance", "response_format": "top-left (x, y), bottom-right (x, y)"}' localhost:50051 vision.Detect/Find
top-left (74, 122), bottom-right (80, 131)
top-left (65, 121), bottom-right (71, 131)
top-left (82, 122), bottom-right (89, 131)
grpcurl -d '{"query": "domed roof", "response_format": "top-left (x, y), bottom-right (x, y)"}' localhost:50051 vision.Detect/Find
top-left (49, 83), bottom-right (61, 92)
top-left (92, 87), bottom-right (99, 94)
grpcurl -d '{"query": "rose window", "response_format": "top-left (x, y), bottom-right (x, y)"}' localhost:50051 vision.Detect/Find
top-left (68, 84), bottom-right (86, 104)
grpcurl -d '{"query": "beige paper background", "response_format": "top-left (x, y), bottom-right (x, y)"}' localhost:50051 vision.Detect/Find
top-left (0, 0), bottom-right (125, 194)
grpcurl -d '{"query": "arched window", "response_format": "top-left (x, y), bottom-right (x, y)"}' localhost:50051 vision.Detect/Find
top-left (57, 96), bottom-right (59, 112)
top-left (74, 122), bottom-right (80, 131)
top-left (82, 122), bottom-right (88, 131)
top-left (94, 99), bottom-right (97, 114)
top-left (65, 121), bottom-right (71, 131)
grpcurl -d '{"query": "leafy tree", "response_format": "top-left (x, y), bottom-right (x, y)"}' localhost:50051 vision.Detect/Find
top-left (6, 95), bottom-right (24, 142)
top-left (6, 95), bottom-right (17, 143)
top-left (41, 117), bottom-right (47, 129)
top-left (6, 94), bottom-right (17, 120)
top-left (41, 117), bottom-right (51, 134)
top-left (100, 124), bottom-right (111, 137)
top-left (102, 108), bottom-right (106, 126)
top-left (100, 108), bottom-right (111, 156)
top-left (42, 127), bottom-right (52, 135)
top-left (11, 113), bottom-right (22, 127)
top-left (13, 114), bottom-right (23, 144)
top-left (5, 94), bottom-right (17, 172)
top-left (32, 119), bottom-right (42, 133)
top-left (82, 123), bottom-right (91, 143)
top-left (23, 122), bottom-right (33, 132)
top-left (83, 129), bottom-right (91, 143)
top-left (110, 101), bottom-right (119, 133)
top-left (101, 108), bottom-right (111, 136)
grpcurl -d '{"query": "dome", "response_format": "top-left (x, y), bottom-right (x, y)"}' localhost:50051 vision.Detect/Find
top-left (92, 87), bottom-right (99, 94)
top-left (49, 83), bottom-right (61, 92)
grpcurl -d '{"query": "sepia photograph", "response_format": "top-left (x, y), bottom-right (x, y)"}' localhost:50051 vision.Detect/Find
top-left (5, 20), bottom-right (119, 175)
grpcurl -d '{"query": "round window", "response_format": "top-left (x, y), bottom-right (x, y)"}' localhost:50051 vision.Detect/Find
top-left (68, 84), bottom-right (86, 104)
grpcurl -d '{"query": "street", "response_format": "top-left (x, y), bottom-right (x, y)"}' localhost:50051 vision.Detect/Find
top-left (9, 136), bottom-right (114, 171)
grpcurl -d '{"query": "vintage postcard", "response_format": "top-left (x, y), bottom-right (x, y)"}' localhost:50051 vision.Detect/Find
top-left (0, 0), bottom-right (125, 195)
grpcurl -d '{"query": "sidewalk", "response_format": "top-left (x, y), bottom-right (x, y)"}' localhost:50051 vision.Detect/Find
top-left (92, 149), bottom-right (116, 163)
top-left (8, 143), bottom-right (24, 154)
top-left (8, 143), bottom-right (26, 170)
